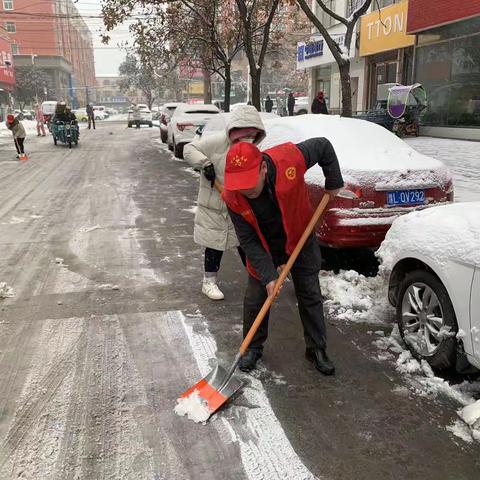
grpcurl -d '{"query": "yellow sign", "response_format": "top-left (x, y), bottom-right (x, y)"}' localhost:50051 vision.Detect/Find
top-left (186, 80), bottom-right (204, 95)
top-left (360, 1), bottom-right (414, 56)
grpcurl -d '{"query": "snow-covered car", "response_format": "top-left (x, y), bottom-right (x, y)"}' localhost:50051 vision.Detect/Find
top-left (168, 103), bottom-right (220, 158)
top-left (293, 96), bottom-right (309, 115)
top-left (377, 203), bottom-right (480, 372)
top-left (127, 104), bottom-right (153, 128)
top-left (160, 102), bottom-right (182, 143)
top-left (93, 105), bottom-right (109, 119)
top-left (260, 115), bottom-right (453, 249)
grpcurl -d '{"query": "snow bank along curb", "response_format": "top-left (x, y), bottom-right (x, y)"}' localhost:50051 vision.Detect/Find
top-left (178, 311), bottom-right (318, 480)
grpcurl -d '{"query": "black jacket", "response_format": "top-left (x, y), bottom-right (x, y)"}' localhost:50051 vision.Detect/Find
top-left (228, 137), bottom-right (343, 285)
top-left (287, 95), bottom-right (295, 112)
top-left (265, 98), bottom-right (273, 113)
top-left (311, 98), bottom-right (328, 115)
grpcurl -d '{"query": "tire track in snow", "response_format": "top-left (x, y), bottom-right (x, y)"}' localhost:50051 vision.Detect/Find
top-left (179, 312), bottom-right (319, 480)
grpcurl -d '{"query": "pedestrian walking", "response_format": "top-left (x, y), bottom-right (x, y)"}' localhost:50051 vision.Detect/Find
top-left (311, 91), bottom-right (329, 115)
top-left (5, 114), bottom-right (27, 159)
top-left (287, 93), bottom-right (295, 116)
top-left (34, 104), bottom-right (46, 136)
top-left (264, 95), bottom-right (273, 113)
top-left (276, 96), bottom-right (286, 116)
top-left (222, 138), bottom-right (344, 373)
top-left (183, 105), bottom-right (266, 300)
top-left (86, 103), bottom-right (96, 129)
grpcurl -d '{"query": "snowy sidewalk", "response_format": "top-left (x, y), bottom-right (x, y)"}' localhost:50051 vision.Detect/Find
top-left (406, 137), bottom-right (480, 202)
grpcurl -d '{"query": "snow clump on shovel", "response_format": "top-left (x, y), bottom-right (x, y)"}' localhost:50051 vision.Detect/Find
top-left (174, 389), bottom-right (212, 424)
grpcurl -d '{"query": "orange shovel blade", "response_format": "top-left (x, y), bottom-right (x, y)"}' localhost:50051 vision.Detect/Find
top-left (179, 364), bottom-right (244, 418)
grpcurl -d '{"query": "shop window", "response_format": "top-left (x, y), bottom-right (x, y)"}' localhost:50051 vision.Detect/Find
top-left (5, 21), bottom-right (15, 33)
top-left (415, 34), bottom-right (480, 127)
top-left (3, 0), bottom-right (13, 10)
top-left (11, 43), bottom-right (18, 54)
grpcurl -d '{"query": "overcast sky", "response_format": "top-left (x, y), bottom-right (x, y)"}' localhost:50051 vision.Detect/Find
top-left (75, 0), bottom-right (131, 77)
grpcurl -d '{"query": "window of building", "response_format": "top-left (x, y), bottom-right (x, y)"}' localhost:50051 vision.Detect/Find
top-left (315, 0), bottom-right (336, 29)
top-left (3, 0), bottom-right (14, 10)
top-left (11, 43), bottom-right (18, 54)
top-left (373, 0), bottom-right (398, 10)
top-left (5, 21), bottom-right (15, 33)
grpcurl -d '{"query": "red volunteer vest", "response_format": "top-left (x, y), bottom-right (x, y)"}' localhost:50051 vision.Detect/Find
top-left (223, 142), bottom-right (313, 279)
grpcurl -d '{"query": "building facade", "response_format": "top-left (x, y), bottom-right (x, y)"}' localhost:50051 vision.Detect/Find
top-left (95, 75), bottom-right (130, 111)
top-left (407, 0), bottom-right (480, 139)
top-left (1, 0), bottom-right (95, 107)
top-left (297, 0), bottom-right (367, 114)
top-left (0, 32), bottom-right (15, 120)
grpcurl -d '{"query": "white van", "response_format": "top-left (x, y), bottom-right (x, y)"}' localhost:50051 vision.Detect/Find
top-left (93, 105), bottom-right (108, 119)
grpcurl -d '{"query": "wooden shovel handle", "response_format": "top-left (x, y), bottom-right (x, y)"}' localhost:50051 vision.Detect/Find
top-left (239, 193), bottom-right (331, 355)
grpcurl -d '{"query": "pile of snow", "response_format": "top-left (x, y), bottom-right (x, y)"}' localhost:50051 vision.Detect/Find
top-left (174, 389), bottom-right (212, 424)
top-left (377, 202), bottom-right (480, 274)
top-left (372, 327), bottom-right (480, 443)
top-left (0, 282), bottom-right (14, 299)
top-left (320, 270), bottom-right (393, 323)
top-left (260, 115), bottom-right (450, 189)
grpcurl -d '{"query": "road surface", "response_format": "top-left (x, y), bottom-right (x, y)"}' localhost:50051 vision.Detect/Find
top-left (0, 123), bottom-right (479, 479)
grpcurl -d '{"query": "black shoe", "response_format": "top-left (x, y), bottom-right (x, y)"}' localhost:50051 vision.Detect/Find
top-left (306, 348), bottom-right (335, 376)
top-left (239, 350), bottom-right (262, 372)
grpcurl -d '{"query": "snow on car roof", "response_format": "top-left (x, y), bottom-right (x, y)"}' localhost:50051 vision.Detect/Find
top-left (178, 104), bottom-right (220, 114)
top-left (203, 112), bottom-right (278, 135)
top-left (260, 115), bottom-right (450, 188)
top-left (377, 202), bottom-right (480, 270)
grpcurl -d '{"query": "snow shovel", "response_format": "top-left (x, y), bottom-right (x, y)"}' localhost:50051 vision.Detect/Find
top-left (178, 193), bottom-right (332, 420)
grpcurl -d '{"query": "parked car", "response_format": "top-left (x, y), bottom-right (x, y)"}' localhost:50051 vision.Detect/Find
top-left (259, 115), bottom-right (453, 249)
top-left (160, 102), bottom-right (182, 143)
top-left (378, 202), bottom-right (480, 372)
top-left (14, 109), bottom-right (34, 120)
top-left (293, 96), bottom-right (309, 115)
top-left (93, 105), bottom-right (109, 119)
top-left (73, 108), bottom-right (88, 122)
top-left (127, 104), bottom-right (153, 128)
top-left (167, 103), bottom-right (220, 158)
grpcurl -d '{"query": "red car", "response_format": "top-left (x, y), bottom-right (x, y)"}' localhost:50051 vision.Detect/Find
top-left (261, 115), bottom-right (453, 249)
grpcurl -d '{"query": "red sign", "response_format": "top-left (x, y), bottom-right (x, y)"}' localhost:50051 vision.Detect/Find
top-left (0, 36), bottom-right (15, 86)
top-left (407, 0), bottom-right (480, 33)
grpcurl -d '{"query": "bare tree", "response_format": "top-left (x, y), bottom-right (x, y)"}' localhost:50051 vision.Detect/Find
top-left (296, 0), bottom-right (373, 116)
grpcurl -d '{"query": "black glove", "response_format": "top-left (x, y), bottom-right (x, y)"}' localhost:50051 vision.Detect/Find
top-left (203, 162), bottom-right (216, 188)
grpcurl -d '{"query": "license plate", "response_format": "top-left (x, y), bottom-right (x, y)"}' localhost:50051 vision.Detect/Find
top-left (387, 189), bottom-right (425, 206)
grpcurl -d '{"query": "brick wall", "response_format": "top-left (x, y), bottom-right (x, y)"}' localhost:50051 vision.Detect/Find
top-left (407, 0), bottom-right (480, 33)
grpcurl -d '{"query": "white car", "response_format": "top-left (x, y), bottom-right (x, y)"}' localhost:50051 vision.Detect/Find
top-left (128, 104), bottom-right (153, 127)
top-left (93, 105), bottom-right (109, 119)
top-left (293, 96), bottom-right (309, 115)
top-left (378, 202), bottom-right (480, 372)
top-left (168, 103), bottom-right (220, 158)
top-left (160, 102), bottom-right (182, 143)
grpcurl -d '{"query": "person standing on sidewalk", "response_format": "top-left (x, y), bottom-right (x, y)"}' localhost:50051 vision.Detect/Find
top-left (34, 104), bottom-right (46, 137)
top-left (183, 105), bottom-right (266, 300)
top-left (311, 91), bottom-right (329, 115)
top-left (264, 96), bottom-right (273, 113)
top-left (86, 103), bottom-right (96, 130)
top-left (5, 114), bottom-right (27, 159)
top-left (287, 93), bottom-right (295, 116)
top-left (222, 139), bottom-right (344, 374)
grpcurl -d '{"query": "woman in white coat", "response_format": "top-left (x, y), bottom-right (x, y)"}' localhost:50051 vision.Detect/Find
top-left (184, 106), bottom-right (266, 300)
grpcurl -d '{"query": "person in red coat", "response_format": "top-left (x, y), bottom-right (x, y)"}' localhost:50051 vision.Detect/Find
top-left (222, 139), bottom-right (343, 373)
top-left (311, 91), bottom-right (329, 115)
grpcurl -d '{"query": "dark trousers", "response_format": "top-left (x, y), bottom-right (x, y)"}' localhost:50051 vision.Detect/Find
top-left (88, 115), bottom-right (96, 129)
top-left (243, 239), bottom-right (326, 352)
top-left (205, 247), bottom-right (246, 273)
top-left (288, 109), bottom-right (294, 117)
top-left (14, 137), bottom-right (25, 154)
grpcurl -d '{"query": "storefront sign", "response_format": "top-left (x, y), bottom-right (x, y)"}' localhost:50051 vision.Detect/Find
top-left (360, 1), bottom-right (415, 56)
top-left (297, 32), bottom-right (351, 70)
top-left (0, 36), bottom-right (15, 86)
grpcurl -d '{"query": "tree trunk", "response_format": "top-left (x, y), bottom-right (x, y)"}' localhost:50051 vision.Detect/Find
top-left (224, 63), bottom-right (232, 112)
top-left (339, 61), bottom-right (352, 117)
top-left (203, 70), bottom-right (212, 104)
top-left (250, 68), bottom-right (261, 111)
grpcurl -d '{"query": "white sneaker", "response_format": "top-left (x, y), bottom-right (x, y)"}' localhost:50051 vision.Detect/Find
top-left (202, 278), bottom-right (224, 300)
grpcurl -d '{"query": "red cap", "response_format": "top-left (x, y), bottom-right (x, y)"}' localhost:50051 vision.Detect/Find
top-left (6, 114), bottom-right (14, 123)
top-left (225, 142), bottom-right (263, 191)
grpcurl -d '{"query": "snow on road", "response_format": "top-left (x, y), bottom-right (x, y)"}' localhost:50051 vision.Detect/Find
top-left (406, 137), bottom-right (480, 202)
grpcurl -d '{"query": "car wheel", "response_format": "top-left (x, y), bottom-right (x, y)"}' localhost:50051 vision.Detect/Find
top-left (161, 130), bottom-right (168, 143)
top-left (149, 122), bottom-right (153, 127)
top-left (396, 269), bottom-right (458, 370)
top-left (296, 109), bottom-right (307, 115)
top-left (128, 122), bottom-right (132, 128)
top-left (173, 140), bottom-right (184, 159)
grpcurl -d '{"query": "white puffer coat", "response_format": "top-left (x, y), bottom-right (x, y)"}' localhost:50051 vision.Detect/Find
top-left (183, 106), bottom-right (266, 251)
